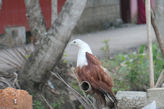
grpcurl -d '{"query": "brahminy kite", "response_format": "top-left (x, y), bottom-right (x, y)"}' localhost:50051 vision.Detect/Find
top-left (69, 39), bottom-right (117, 108)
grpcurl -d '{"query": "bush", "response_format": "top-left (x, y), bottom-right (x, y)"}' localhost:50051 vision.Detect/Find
top-left (101, 43), bottom-right (164, 92)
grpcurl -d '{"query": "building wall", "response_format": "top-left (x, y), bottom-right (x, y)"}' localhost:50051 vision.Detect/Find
top-left (0, 0), bottom-right (120, 34)
top-left (0, 0), bottom-right (51, 34)
top-left (130, 0), bottom-right (138, 23)
top-left (74, 0), bottom-right (120, 33)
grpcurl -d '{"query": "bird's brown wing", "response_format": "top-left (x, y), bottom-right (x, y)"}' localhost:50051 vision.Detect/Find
top-left (85, 52), bottom-right (101, 65)
top-left (85, 52), bottom-right (113, 88)
top-left (75, 52), bottom-right (117, 106)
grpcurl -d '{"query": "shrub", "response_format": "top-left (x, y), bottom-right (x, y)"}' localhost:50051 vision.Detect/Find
top-left (101, 43), bottom-right (164, 92)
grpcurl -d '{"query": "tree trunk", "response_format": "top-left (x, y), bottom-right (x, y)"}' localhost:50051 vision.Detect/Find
top-left (19, 0), bottom-right (87, 91)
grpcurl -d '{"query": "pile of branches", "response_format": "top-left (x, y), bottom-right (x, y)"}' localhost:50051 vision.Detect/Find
top-left (0, 71), bottom-right (19, 89)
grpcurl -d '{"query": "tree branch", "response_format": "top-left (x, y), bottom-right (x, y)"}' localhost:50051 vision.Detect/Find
top-left (151, 10), bottom-right (164, 57)
top-left (51, 72), bottom-right (97, 109)
top-left (24, 0), bottom-right (47, 44)
top-left (155, 69), bottom-right (164, 87)
top-left (51, 0), bottom-right (58, 25)
top-left (41, 95), bottom-right (53, 109)
top-left (19, 0), bottom-right (87, 91)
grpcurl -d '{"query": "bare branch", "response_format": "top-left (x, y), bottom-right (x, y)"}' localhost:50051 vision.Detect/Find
top-left (13, 72), bottom-right (21, 89)
top-left (155, 69), bottom-right (164, 87)
top-left (41, 95), bottom-right (53, 109)
top-left (24, 0), bottom-right (47, 43)
top-left (151, 10), bottom-right (164, 57)
top-left (51, 72), bottom-right (97, 109)
top-left (0, 77), bottom-right (12, 87)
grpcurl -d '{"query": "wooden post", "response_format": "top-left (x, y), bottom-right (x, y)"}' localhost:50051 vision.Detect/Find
top-left (145, 0), bottom-right (154, 88)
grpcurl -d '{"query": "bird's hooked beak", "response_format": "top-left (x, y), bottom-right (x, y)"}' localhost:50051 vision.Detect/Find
top-left (68, 40), bottom-right (76, 46)
top-left (68, 40), bottom-right (74, 46)
top-left (68, 39), bottom-right (81, 47)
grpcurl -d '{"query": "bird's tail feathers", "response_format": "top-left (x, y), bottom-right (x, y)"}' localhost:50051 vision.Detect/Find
top-left (100, 89), bottom-right (118, 109)
top-left (106, 92), bottom-right (117, 104)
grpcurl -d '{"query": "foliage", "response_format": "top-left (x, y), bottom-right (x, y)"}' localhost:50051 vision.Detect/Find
top-left (52, 100), bottom-right (64, 109)
top-left (63, 53), bottom-right (68, 64)
top-left (33, 100), bottom-right (44, 109)
top-left (101, 43), bottom-right (164, 92)
top-left (54, 96), bottom-right (65, 109)
top-left (71, 80), bottom-right (83, 94)
top-left (100, 40), bottom-right (110, 59)
top-left (79, 104), bottom-right (85, 109)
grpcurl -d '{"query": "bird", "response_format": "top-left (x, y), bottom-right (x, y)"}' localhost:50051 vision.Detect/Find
top-left (69, 39), bottom-right (117, 108)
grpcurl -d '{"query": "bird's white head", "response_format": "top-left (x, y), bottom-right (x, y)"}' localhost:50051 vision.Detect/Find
top-left (69, 39), bottom-right (92, 67)
top-left (69, 39), bottom-right (87, 48)
top-left (69, 39), bottom-right (92, 52)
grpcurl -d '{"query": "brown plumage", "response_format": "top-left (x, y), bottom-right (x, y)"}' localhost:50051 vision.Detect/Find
top-left (69, 39), bottom-right (117, 108)
top-left (75, 52), bottom-right (117, 108)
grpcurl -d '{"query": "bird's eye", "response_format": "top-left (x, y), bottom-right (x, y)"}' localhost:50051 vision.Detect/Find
top-left (73, 41), bottom-right (76, 43)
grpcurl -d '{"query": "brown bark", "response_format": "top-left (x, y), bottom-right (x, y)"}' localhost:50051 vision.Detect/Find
top-left (19, 0), bottom-right (87, 91)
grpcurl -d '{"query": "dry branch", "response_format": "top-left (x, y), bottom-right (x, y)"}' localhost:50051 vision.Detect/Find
top-left (41, 95), bottom-right (53, 109)
top-left (51, 71), bottom-right (98, 109)
top-left (151, 10), bottom-right (164, 88)
top-left (151, 10), bottom-right (164, 57)
top-left (0, 77), bottom-right (11, 87)
top-left (155, 70), bottom-right (164, 87)
top-left (0, 72), bottom-right (20, 89)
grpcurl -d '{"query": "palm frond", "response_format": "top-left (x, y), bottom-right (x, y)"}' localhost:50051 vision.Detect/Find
top-left (0, 44), bottom-right (34, 71)
top-left (0, 44), bottom-right (34, 89)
